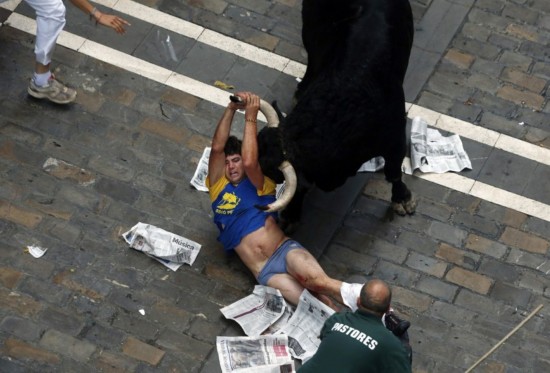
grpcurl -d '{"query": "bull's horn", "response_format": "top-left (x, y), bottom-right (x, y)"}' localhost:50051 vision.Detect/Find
top-left (256, 161), bottom-right (297, 212)
top-left (259, 99), bottom-right (279, 128)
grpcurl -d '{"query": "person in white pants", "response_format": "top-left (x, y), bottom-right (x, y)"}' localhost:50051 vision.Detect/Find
top-left (25, 0), bottom-right (130, 104)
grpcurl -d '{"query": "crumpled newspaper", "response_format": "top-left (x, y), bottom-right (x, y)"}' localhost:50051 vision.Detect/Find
top-left (122, 222), bottom-right (202, 271)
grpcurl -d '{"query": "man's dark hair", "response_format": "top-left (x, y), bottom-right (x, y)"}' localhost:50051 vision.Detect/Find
top-left (359, 279), bottom-right (392, 315)
top-left (224, 135), bottom-right (242, 155)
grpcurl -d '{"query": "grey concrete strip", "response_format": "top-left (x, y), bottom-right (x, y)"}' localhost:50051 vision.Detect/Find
top-left (405, 0), bottom-right (475, 101)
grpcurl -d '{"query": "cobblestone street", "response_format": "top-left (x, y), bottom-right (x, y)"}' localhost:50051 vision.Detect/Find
top-left (1, 0), bottom-right (550, 372)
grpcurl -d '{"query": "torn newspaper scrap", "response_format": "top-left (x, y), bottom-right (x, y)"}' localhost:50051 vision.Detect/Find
top-left (221, 285), bottom-right (288, 336)
top-left (122, 222), bottom-right (201, 271)
top-left (217, 335), bottom-right (294, 373)
top-left (190, 147), bottom-right (211, 192)
top-left (409, 116), bottom-right (472, 174)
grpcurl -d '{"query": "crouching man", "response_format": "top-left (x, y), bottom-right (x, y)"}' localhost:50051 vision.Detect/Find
top-left (299, 279), bottom-right (412, 372)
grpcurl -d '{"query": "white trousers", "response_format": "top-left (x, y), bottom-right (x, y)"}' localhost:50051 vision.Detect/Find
top-left (24, 0), bottom-right (66, 65)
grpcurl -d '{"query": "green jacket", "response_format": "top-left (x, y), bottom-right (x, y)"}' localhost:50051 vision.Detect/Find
top-left (299, 310), bottom-right (411, 373)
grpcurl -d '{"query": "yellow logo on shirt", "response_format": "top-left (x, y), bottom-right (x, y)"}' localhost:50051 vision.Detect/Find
top-left (216, 192), bottom-right (240, 214)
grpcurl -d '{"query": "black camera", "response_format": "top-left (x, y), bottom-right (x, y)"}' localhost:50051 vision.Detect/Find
top-left (384, 312), bottom-right (411, 337)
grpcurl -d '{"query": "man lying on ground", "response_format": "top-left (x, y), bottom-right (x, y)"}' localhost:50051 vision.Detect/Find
top-left (206, 92), bottom-right (362, 309)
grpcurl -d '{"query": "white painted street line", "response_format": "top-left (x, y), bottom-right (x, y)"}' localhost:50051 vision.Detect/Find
top-left (3, 0), bottom-right (550, 222)
top-left (412, 164), bottom-right (550, 222)
top-left (95, 0), bottom-right (305, 76)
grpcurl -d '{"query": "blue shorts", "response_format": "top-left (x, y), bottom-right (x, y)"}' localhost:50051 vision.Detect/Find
top-left (257, 239), bottom-right (303, 286)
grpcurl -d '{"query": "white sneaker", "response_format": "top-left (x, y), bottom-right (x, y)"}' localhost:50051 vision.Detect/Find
top-left (28, 75), bottom-right (77, 104)
top-left (340, 282), bottom-right (363, 311)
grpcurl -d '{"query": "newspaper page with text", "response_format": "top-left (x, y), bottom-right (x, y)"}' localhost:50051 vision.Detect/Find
top-left (221, 285), bottom-right (287, 336)
top-left (217, 335), bottom-right (294, 373)
top-left (276, 290), bottom-right (335, 361)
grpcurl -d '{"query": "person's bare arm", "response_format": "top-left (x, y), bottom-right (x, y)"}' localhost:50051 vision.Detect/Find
top-left (241, 93), bottom-right (263, 190)
top-left (69, 0), bottom-right (130, 34)
top-left (208, 97), bottom-right (243, 186)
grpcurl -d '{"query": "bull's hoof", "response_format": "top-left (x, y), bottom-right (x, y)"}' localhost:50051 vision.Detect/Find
top-left (391, 194), bottom-right (417, 216)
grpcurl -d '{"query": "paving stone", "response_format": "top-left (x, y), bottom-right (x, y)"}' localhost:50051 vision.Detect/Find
top-left (415, 197), bottom-right (454, 221)
top-left (498, 50), bottom-right (533, 71)
top-left (427, 221), bottom-right (468, 247)
top-left (112, 313), bottom-right (161, 341)
top-left (373, 261), bottom-right (420, 288)
top-left (518, 271), bottom-right (548, 295)
top-left (17, 277), bottom-right (72, 306)
top-left (84, 322), bottom-right (126, 349)
top-left (523, 216), bottom-right (550, 239)
top-left (10, 252), bottom-right (57, 281)
top-left (122, 336), bottom-right (165, 366)
top-left (416, 276), bottom-right (458, 301)
top-left (156, 329), bottom-right (212, 360)
top-left (38, 307), bottom-right (85, 337)
top-left (343, 214), bottom-right (401, 243)
top-left (187, 315), bottom-right (226, 344)
top-left (0, 200), bottom-right (43, 229)
top-left (396, 231), bottom-right (439, 256)
top-left (496, 85), bottom-right (545, 110)
top-left (436, 242), bottom-right (479, 269)
top-left (0, 316), bottom-right (43, 341)
top-left (487, 33), bottom-right (520, 51)
top-left (501, 67), bottom-right (547, 93)
top-left (452, 210), bottom-right (500, 237)
top-left (392, 286), bottom-right (432, 312)
top-left (147, 300), bottom-right (193, 332)
top-left (324, 244), bottom-right (378, 274)
top-left (39, 329), bottom-right (96, 362)
top-left (0, 267), bottom-right (23, 289)
top-left (446, 267), bottom-right (493, 294)
top-left (429, 300), bottom-right (476, 326)
top-left (504, 3), bottom-right (540, 24)
top-left (477, 201), bottom-right (528, 228)
top-left (24, 195), bottom-right (73, 221)
top-left (3, 337), bottom-right (61, 365)
top-left (95, 350), bottom-right (139, 372)
top-left (479, 258), bottom-right (520, 283)
top-left (53, 269), bottom-right (111, 304)
top-left (499, 227), bottom-right (549, 254)
top-left (454, 289), bottom-right (503, 316)
top-left (406, 252), bottom-right (448, 277)
top-left (506, 248), bottom-right (550, 274)
top-left (57, 185), bottom-right (103, 212)
top-left (490, 281), bottom-right (532, 308)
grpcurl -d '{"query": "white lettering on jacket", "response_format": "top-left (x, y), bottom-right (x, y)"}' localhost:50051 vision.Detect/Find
top-left (330, 322), bottom-right (378, 350)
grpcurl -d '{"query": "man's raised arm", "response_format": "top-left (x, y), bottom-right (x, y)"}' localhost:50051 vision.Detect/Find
top-left (208, 97), bottom-right (243, 185)
top-left (241, 93), bottom-right (263, 190)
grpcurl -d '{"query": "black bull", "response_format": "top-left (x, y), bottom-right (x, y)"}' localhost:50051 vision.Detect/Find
top-left (257, 0), bottom-right (417, 225)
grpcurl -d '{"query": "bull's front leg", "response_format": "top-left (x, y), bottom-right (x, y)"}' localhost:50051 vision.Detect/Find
top-left (384, 158), bottom-right (416, 216)
top-left (390, 179), bottom-right (416, 216)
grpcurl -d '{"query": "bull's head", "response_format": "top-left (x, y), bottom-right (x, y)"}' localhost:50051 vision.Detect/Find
top-left (256, 99), bottom-right (297, 212)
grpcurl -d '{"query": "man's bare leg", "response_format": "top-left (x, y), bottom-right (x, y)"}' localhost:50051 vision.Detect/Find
top-left (267, 272), bottom-right (341, 311)
top-left (284, 249), bottom-right (346, 304)
top-left (267, 273), bottom-right (305, 306)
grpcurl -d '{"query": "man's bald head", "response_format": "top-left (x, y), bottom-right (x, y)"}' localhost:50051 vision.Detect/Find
top-left (358, 279), bottom-right (391, 315)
